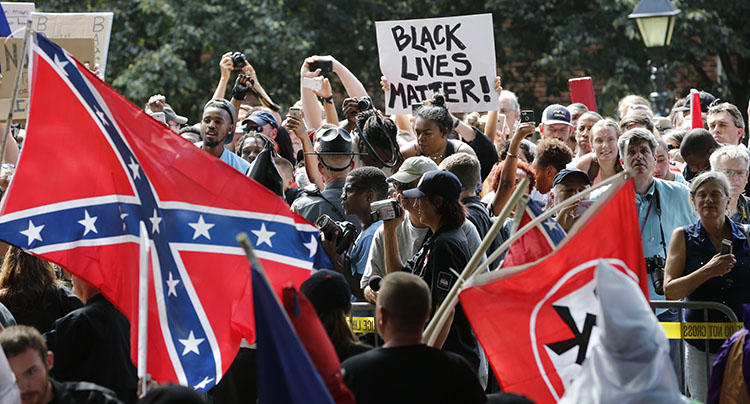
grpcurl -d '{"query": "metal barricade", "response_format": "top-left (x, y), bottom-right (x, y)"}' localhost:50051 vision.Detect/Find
top-left (349, 302), bottom-right (378, 346)
top-left (651, 300), bottom-right (741, 397)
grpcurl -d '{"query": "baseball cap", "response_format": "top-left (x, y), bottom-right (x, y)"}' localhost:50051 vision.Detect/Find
top-left (401, 170), bottom-right (462, 200)
top-left (163, 104), bottom-right (188, 126)
top-left (300, 270), bottom-right (351, 314)
top-left (387, 156), bottom-right (439, 185)
top-left (674, 91), bottom-right (716, 113)
top-left (245, 111), bottom-right (279, 129)
top-left (553, 168), bottom-right (591, 188)
top-left (203, 98), bottom-right (237, 123)
top-left (542, 104), bottom-right (573, 126)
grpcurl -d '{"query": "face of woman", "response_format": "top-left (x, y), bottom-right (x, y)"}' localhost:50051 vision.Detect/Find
top-left (414, 196), bottom-right (440, 230)
top-left (575, 116), bottom-right (597, 155)
top-left (692, 181), bottom-right (730, 220)
top-left (592, 126), bottom-right (618, 163)
top-left (415, 117), bottom-right (447, 157)
top-left (653, 145), bottom-right (670, 178)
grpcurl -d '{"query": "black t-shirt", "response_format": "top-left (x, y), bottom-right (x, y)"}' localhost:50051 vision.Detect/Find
top-left (342, 344), bottom-right (486, 404)
top-left (465, 127), bottom-right (498, 182)
top-left (404, 225), bottom-right (480, 371)
top-left (45, 294), bottom-right (137, 403)
top-left (50, 378), bottom-right (123, 404)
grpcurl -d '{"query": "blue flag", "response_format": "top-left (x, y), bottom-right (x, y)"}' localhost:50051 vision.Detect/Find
top-left (0, 4), bottom-right (12, 37)
top-left (252, 263), bottom-right (334, 404)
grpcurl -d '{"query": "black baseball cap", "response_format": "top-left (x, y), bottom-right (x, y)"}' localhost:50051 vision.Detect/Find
top-left (300, 270), bottom-right (351, 314)
top-left (674, 91), bottom-right (716, 113)
top-left (401, 170), bottom-right (462, 200)
top-left (553, 168), bottom-right (591, 188)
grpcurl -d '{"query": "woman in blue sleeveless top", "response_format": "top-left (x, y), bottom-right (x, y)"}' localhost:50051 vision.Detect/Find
top-left (664, 171), bottom-right (750, 401)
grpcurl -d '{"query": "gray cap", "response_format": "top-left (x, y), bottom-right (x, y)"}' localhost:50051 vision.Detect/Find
top-left (387, 156), bottom-right (439, 185)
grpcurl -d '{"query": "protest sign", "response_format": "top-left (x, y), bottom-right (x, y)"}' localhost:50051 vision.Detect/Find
top-left (31, 12), bottom-right (113, 76)
top-left (376, 13), bottom-right (499, 115)
top-left (1, 2), bottom-right (34, 36)
top-left (0, 37), bottom-right (94, 119)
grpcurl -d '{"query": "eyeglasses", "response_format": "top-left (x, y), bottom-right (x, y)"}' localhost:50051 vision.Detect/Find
top-left (721, 169), bottom-right (749, 178)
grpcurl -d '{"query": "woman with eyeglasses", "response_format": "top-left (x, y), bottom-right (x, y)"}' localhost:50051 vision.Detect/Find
top-left (664, 171), bottom-right (750, 401)
top-left (709, 146), bottom-right (750, 224)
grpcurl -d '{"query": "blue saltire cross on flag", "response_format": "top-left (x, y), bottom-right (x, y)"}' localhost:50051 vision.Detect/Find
top-left (501, 197), bottom-right (566, 268)
top-left (0, 33), bottom-right (331, 391)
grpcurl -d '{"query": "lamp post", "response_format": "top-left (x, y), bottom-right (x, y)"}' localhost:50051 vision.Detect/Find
top-left (628, 0), bottom-right (681, 117)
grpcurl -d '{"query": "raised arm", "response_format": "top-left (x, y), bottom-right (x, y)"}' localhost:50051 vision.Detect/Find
top-left (300, 57), bottom-right (325, 130)
top-left (212, 52), bottom-right (233, 100)
top-left (331, 56), bottom-right (367, 98)
top-left (282, 115), bottom-right (324, 190)
top-left (492, 122), bottom-right (535, 215)
top-left (484, 77), bottom-right (503, 143)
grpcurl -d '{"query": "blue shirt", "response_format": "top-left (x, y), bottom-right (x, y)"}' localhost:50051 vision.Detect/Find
top-left (348, 221), bottom-right (382, 276)
top-left (219, 148), bottom-right (251, 174)
top-left (636, 179), bottom-right (697, 301)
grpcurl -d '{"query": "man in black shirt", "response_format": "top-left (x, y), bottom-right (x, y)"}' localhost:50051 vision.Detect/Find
top-left (440, 153), bottom-right (491, 238)
top-left (44, 276), bottom-right (136, 403)
top-left (342, 272), bottom-right (485, 404)
top-left (1, 325), bottom-right (122, 404)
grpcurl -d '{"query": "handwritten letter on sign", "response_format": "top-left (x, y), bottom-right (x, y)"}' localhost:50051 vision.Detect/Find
top-left (376, 14), bottom-right (498, 115)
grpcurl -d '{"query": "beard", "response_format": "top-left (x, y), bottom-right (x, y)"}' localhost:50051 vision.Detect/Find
top-left (203, 139), bottom-right (221, 148)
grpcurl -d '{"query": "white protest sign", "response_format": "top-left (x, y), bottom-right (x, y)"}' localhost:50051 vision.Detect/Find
top-left (31, 12), bottom-right (113, 77)
top-left (1, 2), bottom-right (34, 36)
top-left (376, 13), bottom-right (499, 115)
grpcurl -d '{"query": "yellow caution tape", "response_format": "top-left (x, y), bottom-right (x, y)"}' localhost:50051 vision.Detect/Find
top-left (660, 322), bottom-right (744, 339)
top-left (348, 316), bottom-right (376, 333)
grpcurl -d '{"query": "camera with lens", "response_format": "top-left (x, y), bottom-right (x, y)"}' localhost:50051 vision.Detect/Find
top-left (316, 214), bottom-right (358, 255)
top-left (231, 52), bottom-right (248, 70)
top-left (370, 199), bottom-right (403, 222)
top-left (645, 256), bottom-right (666, 295)
top-left (357, 96), bottom-right (374, 112)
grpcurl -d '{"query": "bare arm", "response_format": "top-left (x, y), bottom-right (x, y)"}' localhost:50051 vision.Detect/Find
top-left (212, 52), bottom-right (233, 100)
top-left (1, 123), bottom-right (18, 165)
top-left (383, 216), bottom-right (405, 274)
top-left (492, 123), bottom-right (536, 215)
top-left (331, 56), bottom-right (367, 98)
top-left (300, 58), bottom-right (324, 130)
top-left (313, 77), bottom-right (339, 125)
top-left (664, 227), bottom-right (735, 300)
top-left (283, 116), bottom-right (324, 190)
top-left (483, 77), bottom-right (503, 143)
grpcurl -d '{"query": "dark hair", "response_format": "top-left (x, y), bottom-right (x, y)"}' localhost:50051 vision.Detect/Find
top-left (430, 195), bottom-right (466, 229)
top-left (535, 138), bottom-right (573, 171)
top-left (0, 325), bottom-right (47, 361)
top-left (357, 110), bottom-right (398, 152)
top-left (348, 166), bottom-right (388, 200)
top-left (415, 94), bottom-right (453, 134)
top-left (497, 140), bottom-right (534, 162)
top-left (680, 128), bottom-right (719, 157)
top-left (0, 247), bottom-right (63, 315)
top-left (619, 111), bottom-right (654, 132)
top-left (317, 310), bottom-right (361, 361)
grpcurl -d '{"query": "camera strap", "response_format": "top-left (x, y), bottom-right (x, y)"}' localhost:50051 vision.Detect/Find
top-left (641, 186), bottom-right (667, 257)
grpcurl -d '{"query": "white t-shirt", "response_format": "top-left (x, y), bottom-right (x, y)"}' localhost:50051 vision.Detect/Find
top-left (361, 211), bottom-right (485, 289)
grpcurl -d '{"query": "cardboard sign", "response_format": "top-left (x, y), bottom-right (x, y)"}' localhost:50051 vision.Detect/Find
top-left (569, 77), bottom-right (597, 112)
top-left (30, 12), bottom-right (113, 77)
top-left (0, 37), bottom-right (94, 119)
top-left (376, 13), bottom-right (499, 115)
top-left (1, 2), bottom-right (34, 36)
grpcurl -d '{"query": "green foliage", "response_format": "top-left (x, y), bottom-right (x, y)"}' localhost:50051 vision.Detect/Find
top-left (32, 0), bottom-right (748, 122)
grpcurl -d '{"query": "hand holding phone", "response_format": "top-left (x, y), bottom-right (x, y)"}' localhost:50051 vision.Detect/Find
top-left (308, 59), bottom-right (333, 73)
top-left (721, 239), bottom-right (733, 255)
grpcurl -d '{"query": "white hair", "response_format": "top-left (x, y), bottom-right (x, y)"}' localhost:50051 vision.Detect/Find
top-left (498, 90), bottom-right (520, 112)
top-left (710, 145), bottom-right (750, 171)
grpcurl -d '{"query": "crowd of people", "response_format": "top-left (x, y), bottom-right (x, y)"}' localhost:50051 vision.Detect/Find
top-left (0, 46), bottom-right (749, 403)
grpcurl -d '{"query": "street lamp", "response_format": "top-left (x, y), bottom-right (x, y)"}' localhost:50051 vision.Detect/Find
top-left (628, 0), bottom-right (681, 117)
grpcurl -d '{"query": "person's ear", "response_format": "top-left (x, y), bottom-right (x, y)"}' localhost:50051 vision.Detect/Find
top-left (46, 351), bottom-right (54, 371)
top-left (545, 166), bottom-right (557, 179)
top-left (366, 190), bottom-right (374, 204)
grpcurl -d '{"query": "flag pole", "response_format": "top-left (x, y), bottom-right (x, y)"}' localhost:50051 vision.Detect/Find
top-left (423, 178), bottom-right (528, 343)
top-left (0, 20), bottom-right (31, 164)
top-left (473, 171), bottom-right (628, 280)
top-left (137, 221), bottom-right (149, 398)
top-left (423, 171), bottom-right (628, 345)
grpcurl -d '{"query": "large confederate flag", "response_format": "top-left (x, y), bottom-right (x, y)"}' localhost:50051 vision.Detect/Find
top-left (460, 179), bottom-right (648, 404)
top-left (0, 34), bottom-right (331, 391)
